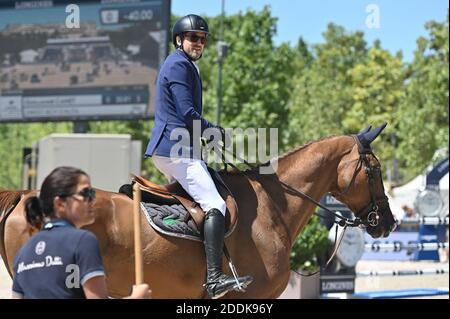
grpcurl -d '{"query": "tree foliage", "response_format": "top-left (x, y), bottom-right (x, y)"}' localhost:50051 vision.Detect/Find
top-left (287, 24), bottom-right (368, 146)
top-left (396, 13), bottom-right (449, 178)
top-left (200, 6), bottom-right (297, 152)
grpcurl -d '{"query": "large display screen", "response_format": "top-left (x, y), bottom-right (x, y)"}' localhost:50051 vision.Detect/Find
top-left (0, 0), bottom-right (170, 122)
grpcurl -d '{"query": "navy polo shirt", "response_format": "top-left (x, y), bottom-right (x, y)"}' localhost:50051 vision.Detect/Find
top-left (12, 219), bottom-right (105, 299)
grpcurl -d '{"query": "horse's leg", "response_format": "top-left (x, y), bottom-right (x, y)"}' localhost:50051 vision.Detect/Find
top-left (140, 220), bottom-right (209, 298)
top-left (141, 230), bottom-right (207, 298)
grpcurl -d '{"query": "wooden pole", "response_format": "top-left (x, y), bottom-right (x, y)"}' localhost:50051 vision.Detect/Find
top-left (133, 183), bottom-right (143, 285)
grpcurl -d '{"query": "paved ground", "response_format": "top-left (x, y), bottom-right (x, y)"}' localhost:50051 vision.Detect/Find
top-left (0, 258), bottom-right (12, 299)
top-left (1, 257), bottom-right (448, 299)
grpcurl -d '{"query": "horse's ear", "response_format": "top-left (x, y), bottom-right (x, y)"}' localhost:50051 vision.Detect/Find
top-left (356, 122), bottom-right (387, 148)
top-left (358, 125), bottom-right (372, 134)
top-left (364, 122), bottom-right (387, 145)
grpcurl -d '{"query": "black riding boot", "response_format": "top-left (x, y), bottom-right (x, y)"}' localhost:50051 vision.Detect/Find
top-left (203, 209), bottom-right (253, 299)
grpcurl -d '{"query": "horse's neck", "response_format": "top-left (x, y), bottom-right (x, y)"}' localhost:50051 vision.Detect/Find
top-left (270, 135), bottom-right (355, 244)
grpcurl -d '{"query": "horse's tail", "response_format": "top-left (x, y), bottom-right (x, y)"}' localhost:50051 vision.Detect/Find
top-left (0, 189), bottom-right (28, 221)
top-left (0, 189), bottom-right (30, 279)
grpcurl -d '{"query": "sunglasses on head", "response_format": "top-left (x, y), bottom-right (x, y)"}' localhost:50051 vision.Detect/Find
top-left (64, 187), bottom-right (96, 203)
top-left (184, 33), bottom-right (208, 44)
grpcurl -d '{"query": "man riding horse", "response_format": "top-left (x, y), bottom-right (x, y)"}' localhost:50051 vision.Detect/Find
top-left (144, 14), bottom-right (253, 299)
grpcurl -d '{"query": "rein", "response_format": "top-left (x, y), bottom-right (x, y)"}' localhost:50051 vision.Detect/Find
top-left (214, 135), bottom-right (387, 275)
top-left (216, 137), bottom-right (371, 227)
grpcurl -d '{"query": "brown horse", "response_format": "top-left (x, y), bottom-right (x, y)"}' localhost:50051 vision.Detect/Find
top-left (0, 125), bottom-right (396, 298)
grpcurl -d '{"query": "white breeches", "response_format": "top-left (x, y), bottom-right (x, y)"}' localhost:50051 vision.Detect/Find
top-left (152, 156), bottom-right (226, 216)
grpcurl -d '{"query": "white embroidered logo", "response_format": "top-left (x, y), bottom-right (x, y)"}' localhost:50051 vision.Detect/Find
top-left (35, 241), bottom-right (46, 255)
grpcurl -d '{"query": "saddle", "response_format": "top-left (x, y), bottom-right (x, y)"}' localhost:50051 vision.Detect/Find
top-left (129, 170), bottom-right (238, 234)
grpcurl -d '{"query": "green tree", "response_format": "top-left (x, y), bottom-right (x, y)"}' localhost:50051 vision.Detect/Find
top-left (287, 24), bottom-right (368, 146)
top-left (345, 46), bottom-right (404, 180)
top-left (397, 14), bottom-right (449, 178)
top-left (200, 6), bottom-right (298, 155)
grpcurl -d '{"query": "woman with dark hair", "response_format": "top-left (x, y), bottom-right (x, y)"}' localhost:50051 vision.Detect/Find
top-left (12, 166), bottom-right (151, 299)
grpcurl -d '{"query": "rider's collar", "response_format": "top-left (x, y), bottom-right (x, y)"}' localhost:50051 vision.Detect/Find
top-left (43, 218), bottom-right (75, 230)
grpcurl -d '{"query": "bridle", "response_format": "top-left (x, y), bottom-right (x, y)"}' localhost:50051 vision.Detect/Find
top-left (333, 135), bottom-right (390, 229)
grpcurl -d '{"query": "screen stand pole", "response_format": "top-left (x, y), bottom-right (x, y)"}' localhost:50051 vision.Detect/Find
top-left (73, 121), bottom-right (89, 133)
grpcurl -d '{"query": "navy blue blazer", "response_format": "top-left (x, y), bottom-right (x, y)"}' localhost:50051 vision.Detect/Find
top-left (145, 49), bottom-right (215, 158)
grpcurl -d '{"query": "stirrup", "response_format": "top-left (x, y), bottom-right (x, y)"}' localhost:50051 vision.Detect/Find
top-left (222, 244), bottom-right (253, 292)
top-left (228, 259), bottom-right (245, 291)
top-left (202, 275), bottom-right (251, 290)
top-left (203, 275), bottom-right (251, 299)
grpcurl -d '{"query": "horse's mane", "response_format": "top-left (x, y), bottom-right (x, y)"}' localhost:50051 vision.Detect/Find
top-left (221, 134), bottom-right (341, 176)
top-left (0, 189), bottom-right (28, 218)
top-left (276, 135), bottom-right (339, 161)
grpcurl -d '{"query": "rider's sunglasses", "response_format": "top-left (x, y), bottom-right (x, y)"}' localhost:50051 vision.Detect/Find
top-left (184, 33), bottom-right (208, 45)
top-left (66, 187), bottom-right (96, 203)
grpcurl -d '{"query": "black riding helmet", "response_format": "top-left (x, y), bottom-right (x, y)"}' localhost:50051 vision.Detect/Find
top-left (172, 14), bottom-right (210, 47)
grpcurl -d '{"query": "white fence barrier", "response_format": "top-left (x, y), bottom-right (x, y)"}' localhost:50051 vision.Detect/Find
top-left (398, 217), bottom-right (449, 226)
top-left (365, 242), bottom-right (449, 252)
top-left (357, 268), bottom-right (449, 277)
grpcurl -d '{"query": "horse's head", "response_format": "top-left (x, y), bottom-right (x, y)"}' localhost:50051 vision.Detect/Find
top-left (331, 123), bottom-right (397, 238)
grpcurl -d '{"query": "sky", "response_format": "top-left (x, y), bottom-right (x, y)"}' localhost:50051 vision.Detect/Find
top-left (172, 0), bottom-right (449, 62)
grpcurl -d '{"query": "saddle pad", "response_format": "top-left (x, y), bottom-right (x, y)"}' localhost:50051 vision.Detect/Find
top-left (141, 202), bottom-right (203, 242)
